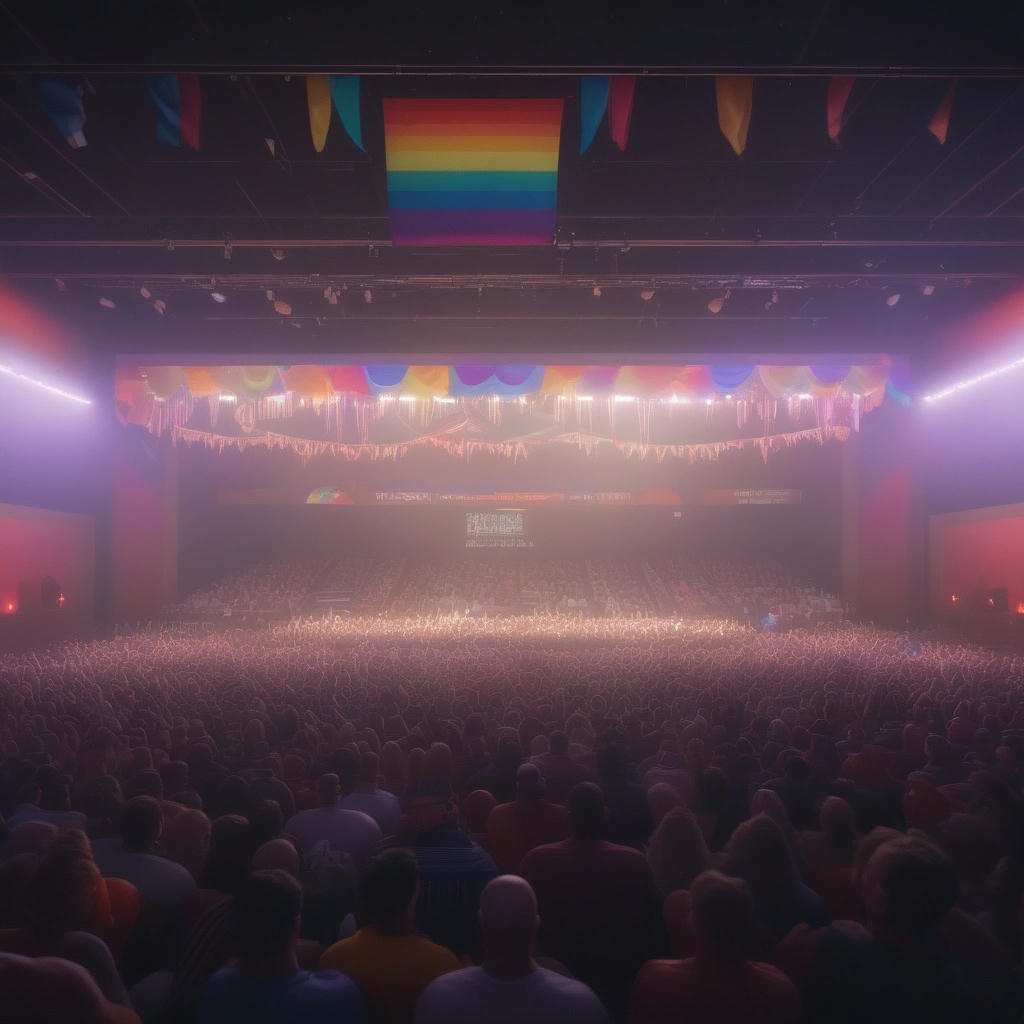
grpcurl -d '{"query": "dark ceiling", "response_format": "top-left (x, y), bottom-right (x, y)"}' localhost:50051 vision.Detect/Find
top-left (1, 0), bottom-right (1022, 375)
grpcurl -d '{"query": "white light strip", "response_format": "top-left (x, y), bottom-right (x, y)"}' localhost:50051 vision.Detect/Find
top-left (0, 362), bottom-right (91, 405)
top-left (922, 355), bottom-right (1024, 403)
top-left (613, 395), bottom-right (635, 402)
top-left (433, 396), bottom-right (456, 404)
top-left (218, 393), bottom-right (237, 403)
top-left (398, 395), bottom-right (416, 402)
top-left (577, 395), bottom-right (593, 401)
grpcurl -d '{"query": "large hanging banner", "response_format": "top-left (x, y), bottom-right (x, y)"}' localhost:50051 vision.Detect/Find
top-left (383, 98), bottom-right (564, 245)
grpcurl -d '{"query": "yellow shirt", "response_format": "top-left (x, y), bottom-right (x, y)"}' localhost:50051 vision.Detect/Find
top-left (319, 927), bottom-right (459, 1024)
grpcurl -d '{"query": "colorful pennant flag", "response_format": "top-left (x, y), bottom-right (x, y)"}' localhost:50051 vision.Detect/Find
top-left (716, 76), bottom-right (753, 155)
top-left (146, 75), bottom-right (201, 149)
top-left (928, 81), bottom-right (956, 144)
top-left (329, 75), bottom-right (364, 151)
top-left (307, 74), bottom-right (364, 152)
top-left (306, 74), bottom-right (332, 153)
top-left (608, 76), bottom-right (636, 151)
top-left (827, 76), bottom-right (856, 143)
top-left (383, 98), bottom-right (564, 245)
top-left (580, 76), bottom-right (610, 153)
top-left (31, 76), bottom-right (88, 148)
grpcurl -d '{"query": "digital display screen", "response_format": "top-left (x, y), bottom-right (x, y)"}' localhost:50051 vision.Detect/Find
top-left (465, 511), bottom-right (534, 548)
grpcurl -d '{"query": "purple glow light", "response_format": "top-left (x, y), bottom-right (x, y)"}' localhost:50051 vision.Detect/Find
top-left (0, 362), bottom-right (91, 404)
top-left (922, 354), bottom-right (1024, 403)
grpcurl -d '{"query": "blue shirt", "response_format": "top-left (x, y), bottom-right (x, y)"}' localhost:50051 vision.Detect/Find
top-left (199, 967), bottom-right (366, 1024)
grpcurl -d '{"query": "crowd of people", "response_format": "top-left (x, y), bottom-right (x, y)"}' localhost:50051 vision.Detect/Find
top-left (164, 560), bottom-right (323, 620)
top-left (3, 613), bottom-right (1024, 1022)
top-left (162, 553), bottom-right (843, 626)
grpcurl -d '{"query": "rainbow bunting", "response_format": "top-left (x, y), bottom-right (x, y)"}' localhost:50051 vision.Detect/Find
top-left (383, 98), bottom-right (564, 245)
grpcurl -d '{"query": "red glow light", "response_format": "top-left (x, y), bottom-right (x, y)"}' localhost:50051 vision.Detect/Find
top-left (1017, 602), bottom-right (1024, 615)
top-left (57, 593), bottom-right (66, 609)
top-left (5, 602), bottom-right (14, 613)
top-left (951, 594), bottom-right (959, 604)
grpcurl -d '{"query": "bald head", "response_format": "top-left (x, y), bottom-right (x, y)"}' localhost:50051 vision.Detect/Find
top-left (479, 875), bottom-right (538, 955)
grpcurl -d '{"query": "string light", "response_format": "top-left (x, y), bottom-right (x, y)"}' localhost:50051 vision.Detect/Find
top-left (0, 363), bottom-right (91, 404)
top-left (922, 354), bottom-right (1024, 403)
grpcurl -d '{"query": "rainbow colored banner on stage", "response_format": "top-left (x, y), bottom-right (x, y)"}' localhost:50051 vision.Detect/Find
top-left (383, 98), bottom-right (564, 245)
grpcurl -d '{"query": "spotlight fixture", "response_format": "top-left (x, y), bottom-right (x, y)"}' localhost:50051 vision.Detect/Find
top-left (922, 283), bottom-right (936, 296)
top-left (592, 286), bottom-right (602, 298)
top-left (363, 289), bottom-right (373, 304)
top-left (886, 292), bottom-right (901, 307)
top-left (99, 297), bottom-right (116, 309)
top-left (153, 299), bottom-right (166, 315)
top-left (270, 247), bottom-right (286, 262)
top-left (139, 286), bottom-right (152, 300)
top-left (705, 397), bottom-right (714, 405)
top-left (640, 288), bottom-right (656, 302)
top-left (211, 291), bottom-right (227, 303)
top-left (273, 300), bottom-right (292, 315)
top-left (55, 278), bottom-right (66, 292)
top-left (266, 289), bottom-right (276, 301)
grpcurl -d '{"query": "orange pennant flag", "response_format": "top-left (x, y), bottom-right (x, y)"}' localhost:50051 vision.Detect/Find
top-left (716, 76), bottom-right (753, 155)
top-left (306, 75), bottom-right (332, 152)
top-left (928, 81), bottom-right (956, 144)
top-left (827, 77), bottom-right (856, 142)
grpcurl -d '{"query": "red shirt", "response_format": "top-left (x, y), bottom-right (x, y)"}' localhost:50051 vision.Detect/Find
top-left (628, 956), bottom-right (801, 1024)
top-left (520, 838), bottom-right (660, 1009)
top-left (485, 799), bottom-right (570, 873)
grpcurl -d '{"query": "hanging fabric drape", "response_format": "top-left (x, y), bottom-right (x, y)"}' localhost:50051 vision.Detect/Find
top-left (827, 76), bottom-right (856, 142)
top-left (580, 76), bottom-right (610, 153)
top-left (928, 81), bottom-right (957, 144)
top-left (608, 76), bottom-right (637, 151)
top-left (306, 75), bottom-right (333, 152)
top-left (716, 76), bottom-right (754, 155)
top-left (329, 75), bottom-right (364, 150)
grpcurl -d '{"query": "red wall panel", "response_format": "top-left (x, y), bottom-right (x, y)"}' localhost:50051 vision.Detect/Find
top-left (0, 503), bottom-right (94, 618)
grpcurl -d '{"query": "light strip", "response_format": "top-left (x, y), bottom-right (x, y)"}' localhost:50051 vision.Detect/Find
top-left (0, 362), bottom-right (91, 405)
top-left (923, 355), bottom-right (1024, 403)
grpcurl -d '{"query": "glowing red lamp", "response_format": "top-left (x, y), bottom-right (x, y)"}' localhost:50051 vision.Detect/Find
top-left (57, 592), bottom-right (66, 609)
top-left (951, 594), bottom-right (959, 605)
top-left (4, 601), bottom-right (14, 613)
top-left (1017, 602), bottom-right (1024, 615)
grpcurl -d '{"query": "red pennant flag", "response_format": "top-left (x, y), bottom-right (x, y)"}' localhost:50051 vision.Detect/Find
top-left (827, 76), bottom-right (856, 142)
top-left (178, 74), bottom-right (201, 150)
top-left (608, 76), bottom-right (636, 151)
top-left (928, 81), bottom-right (956, 144)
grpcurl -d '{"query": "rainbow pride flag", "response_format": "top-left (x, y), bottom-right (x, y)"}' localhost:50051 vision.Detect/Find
top-left (383, 98), bottom-right (564, 245)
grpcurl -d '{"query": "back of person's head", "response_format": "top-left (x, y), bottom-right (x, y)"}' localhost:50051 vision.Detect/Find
top-left (423, 743), bottom-right (454, 788)
top-left (596, 743), bottom-right (628, 780)
top-left (234, 869), bottom-right (302, 964)
top-left (723, 813), bottom-right (794, 893)
top-left (568, 782), bottom-right (607, 841)
top-left (690, 870), bottom-right (755, 961)
top-left (479, 875), bottom-right (538, 959)
top-left (783, 755), bottom-right (810, 784)
top-left (120, 795), bottom-right (163, 851)
top-left (201, 815), bottom-right (254, 893)
top-left (317, 773), bottom-right (341, 807)
top-left (253, 838), bottom-right (301, 881)
top-left (27, 829), bottom-right (100, 940)
top-left (647, 807), bottom-right (712, 894)
top-left (820, 796), bottom-right (857, 849)
top-left (862, 836), bottom-right (958, 939)
top-left (852, 826), bottom-right (903, 889)
top-left (162, 808), bottom-right (211, 879)
top-left (549, 731), bottom-right (569, 756)
top-left (647, 783), bottom-right (683, 826)
top-left (358, 751), bottom-right (379, 787)
top-left (247, 800), bottom-right (283, 848)
top-left (360, 848), bottom-right (419, 925)
top-left (333, 750), bottom-right (359, 795)
top-left (515, 763), bottom-right (545, 802)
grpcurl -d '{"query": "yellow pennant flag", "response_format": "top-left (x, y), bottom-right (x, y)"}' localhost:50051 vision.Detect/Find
top-left (716, 76), bottom-right (753, 155)
top-left (306, 75), bottom-right (332, 152)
